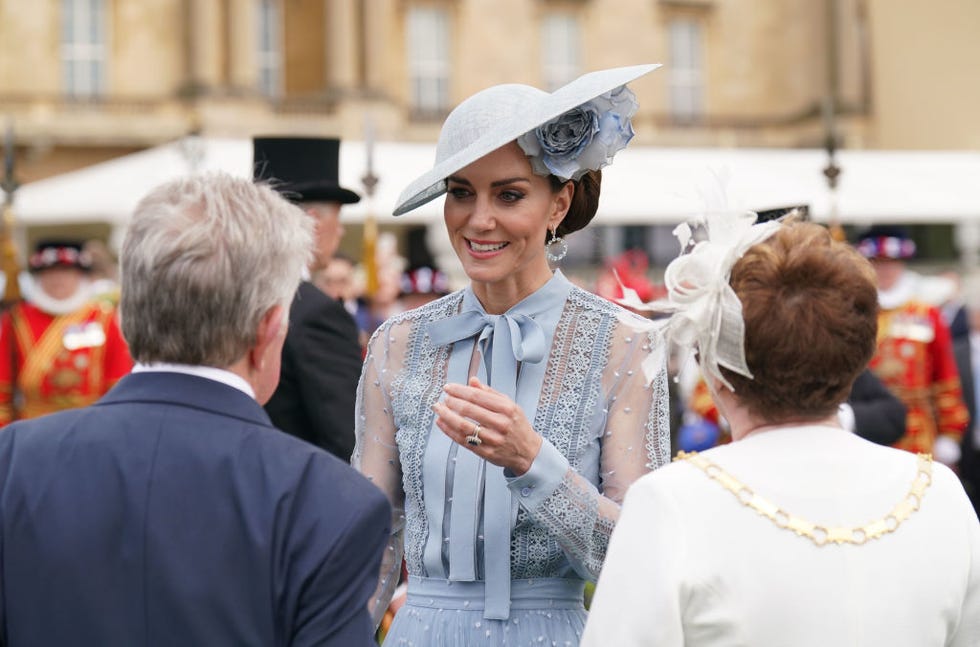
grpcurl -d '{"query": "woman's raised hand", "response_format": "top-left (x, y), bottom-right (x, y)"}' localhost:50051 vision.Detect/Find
top-left (433, 377), bottom-right (543, 476)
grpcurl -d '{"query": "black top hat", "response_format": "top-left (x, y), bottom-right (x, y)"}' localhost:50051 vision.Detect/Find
top-left (754, 204), bottom-right (809, 224)
top-left (252, 137), bottom-right (361, 205)
top-left (28, 240), bottom-right (92, 273)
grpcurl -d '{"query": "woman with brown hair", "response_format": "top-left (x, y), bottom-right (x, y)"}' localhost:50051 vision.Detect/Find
top-left (583, 219), bottom-right (980, 646)
top-left (352, 64), bottom-right (670, 646)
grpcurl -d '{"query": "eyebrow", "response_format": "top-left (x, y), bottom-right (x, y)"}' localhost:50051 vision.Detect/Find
top-left (447, 175), bottom-right (531, 188)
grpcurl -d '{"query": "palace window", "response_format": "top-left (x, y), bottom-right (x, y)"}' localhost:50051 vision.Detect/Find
top-left (407, 6), bottom-right (451, 117)
top-left (257, 0), bottom-right (283, 98)
top-left (541, 12), bottom-right (581, 91)
top-left (61, 0), bottom-right (107, 99)
top-left (668, 18), bottom-right (704, 121)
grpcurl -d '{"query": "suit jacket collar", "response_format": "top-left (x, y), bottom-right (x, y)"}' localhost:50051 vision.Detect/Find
top-left (96, 371), bottom-right (274, 427)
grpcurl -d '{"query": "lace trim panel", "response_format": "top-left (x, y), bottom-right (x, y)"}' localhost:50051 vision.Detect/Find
top-left (389, 294), bottom-right (461, 576)
top-left (531, 471), bottom-right (612, 578)
top-left (643, 328), bottom-right (672, 470)
top-left (512, 288), bottom-right (617, 579)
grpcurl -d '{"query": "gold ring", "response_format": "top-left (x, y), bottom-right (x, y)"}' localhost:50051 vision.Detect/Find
top-left (465, 422), bottom-right (483, 446)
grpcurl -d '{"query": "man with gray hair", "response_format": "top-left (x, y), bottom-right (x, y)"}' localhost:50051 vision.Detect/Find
top-left (0, 173), bottom-right (390, 646)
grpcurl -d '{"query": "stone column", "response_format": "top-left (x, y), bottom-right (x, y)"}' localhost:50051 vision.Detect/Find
top-left (327, 0), bottom-right (359, 96)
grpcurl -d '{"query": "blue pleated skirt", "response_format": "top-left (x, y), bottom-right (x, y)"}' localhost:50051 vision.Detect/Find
top-left (384, 577), bottom-right (587, 646)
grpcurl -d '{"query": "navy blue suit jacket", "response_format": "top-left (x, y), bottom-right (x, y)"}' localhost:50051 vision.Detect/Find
top-left (0, 371), bottom-right (390, 646)
top-left (265, 281), bottom-right (363, 460)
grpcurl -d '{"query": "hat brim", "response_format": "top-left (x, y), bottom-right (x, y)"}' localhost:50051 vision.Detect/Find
top-left (278, 181), bottom-right (361, 205)
top-left (393, 63), bottom-right (661, 216)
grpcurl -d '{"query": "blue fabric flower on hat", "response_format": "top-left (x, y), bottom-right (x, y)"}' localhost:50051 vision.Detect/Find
top-left (517, 85), bottom-right (638, 181)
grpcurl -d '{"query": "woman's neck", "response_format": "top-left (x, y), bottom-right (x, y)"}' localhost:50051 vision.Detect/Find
top-left (713, 383), bottom-right (842, 441)
top-left (733, 414), bottom-right (842, 441)
top-left (471, 268), bottom-right (554, 314)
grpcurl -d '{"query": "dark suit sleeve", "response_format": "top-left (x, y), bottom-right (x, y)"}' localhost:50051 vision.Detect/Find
top-left (288, 462), bottom-right (391, 647)
top-left (954, 336), bottom-right (976, 434)
top-left (0, 428), bottom-right (11, 647)
top-left (266, 284), bottom-right (363, 460)
top-left (849, 369), bottom-right (907, 446)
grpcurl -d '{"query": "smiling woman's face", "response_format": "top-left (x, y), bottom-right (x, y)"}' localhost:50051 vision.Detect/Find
top-left (443, 142), bottom-right (571, 311)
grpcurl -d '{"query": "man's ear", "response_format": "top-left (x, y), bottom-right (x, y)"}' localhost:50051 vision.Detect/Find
top-left (251, 304), bottom-right (287, 371)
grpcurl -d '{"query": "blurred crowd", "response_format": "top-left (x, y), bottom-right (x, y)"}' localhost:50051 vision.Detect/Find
top-left (5, 215), bottom-right (979, 524)
top-left (281, 221), bottom-right (980, 526)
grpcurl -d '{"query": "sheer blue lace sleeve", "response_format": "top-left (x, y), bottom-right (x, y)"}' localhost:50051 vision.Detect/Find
top-left (351, 320), bottom-right (407, 628)
top-left (505, 298), bottom-right (670, 579)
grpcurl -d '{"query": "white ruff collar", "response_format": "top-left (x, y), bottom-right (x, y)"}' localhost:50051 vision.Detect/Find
top-left (29, 281), bottom-right (94, 316)
top-left (877, 271), bottom-right (918, 311)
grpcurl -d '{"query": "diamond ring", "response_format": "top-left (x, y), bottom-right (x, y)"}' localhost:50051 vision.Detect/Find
top-left (465, 421), bottom-right (483, 446)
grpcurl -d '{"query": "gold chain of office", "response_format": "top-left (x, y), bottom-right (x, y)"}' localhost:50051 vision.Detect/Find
top-left (675, 450), bottom-right (933, 547)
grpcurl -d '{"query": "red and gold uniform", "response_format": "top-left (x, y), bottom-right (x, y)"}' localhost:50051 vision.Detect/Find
top-left (689, 377), bottom-right (721, 426)
top-left (683, 378), bottom-right (732, 449)
top-left (871, 299), bottom-right (968, 454)
top-left (856, 227), bottom-right (969, 459)
top-left (0, 298), bottom-right (132, 426)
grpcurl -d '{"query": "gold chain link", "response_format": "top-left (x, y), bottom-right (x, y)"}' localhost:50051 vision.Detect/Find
top-left (675, 450), bottom-right (933, 547)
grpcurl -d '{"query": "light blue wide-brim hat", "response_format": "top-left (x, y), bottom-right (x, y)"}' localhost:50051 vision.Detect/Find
top-left (392, 63), bottom-right (661, 216)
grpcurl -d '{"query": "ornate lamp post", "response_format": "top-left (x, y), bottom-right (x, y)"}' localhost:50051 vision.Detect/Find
top-left (822, 97), bottom-right (844, 241)
top-left (1, 121), bottom-right (22, 305)
top-left (822, 0), bottom-right (846, 243)
top-left (361, 117), bottom-right (380, 297)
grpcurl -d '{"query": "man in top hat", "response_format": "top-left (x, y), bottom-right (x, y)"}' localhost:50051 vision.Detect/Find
top-left (253, 137), bottom-right (363, 460)
top-left (856, 225), bottom-right (969, 465)
top-left (0, 240), bottom-right (132, 426)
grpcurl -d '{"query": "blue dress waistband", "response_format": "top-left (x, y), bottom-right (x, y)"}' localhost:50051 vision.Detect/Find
top-left (405, 577), bottom-right (585, 611)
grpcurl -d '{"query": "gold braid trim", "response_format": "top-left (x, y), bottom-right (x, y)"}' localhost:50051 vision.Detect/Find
top-left (87, 305), bottom-right (113, 393)
top-left (675, 451), bottom-right (933, 547)
top-left (20, 306), bottom-right (94, 393)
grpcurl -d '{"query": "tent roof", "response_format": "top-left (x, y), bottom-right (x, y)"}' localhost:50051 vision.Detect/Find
top-left (13, 137), bottom-right (980, 227)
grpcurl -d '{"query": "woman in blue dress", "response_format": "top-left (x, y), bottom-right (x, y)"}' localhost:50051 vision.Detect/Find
top-left (353, 64), bottom-right (670, 646)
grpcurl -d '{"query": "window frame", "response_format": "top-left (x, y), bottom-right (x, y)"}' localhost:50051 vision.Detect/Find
top-left (60, 0), bottom-right (109, 100)
top-left (256, 0), bottom-right (284, 100)
top-left (406, 5), bottom-right (452, 119)
top-left (540, 11), bottom-right (582, 91)
top-left (667, 17), bottom-right (705, 123)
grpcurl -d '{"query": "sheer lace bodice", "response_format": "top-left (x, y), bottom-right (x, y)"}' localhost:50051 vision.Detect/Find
top-left (352, 273), bottom-right (670, 626)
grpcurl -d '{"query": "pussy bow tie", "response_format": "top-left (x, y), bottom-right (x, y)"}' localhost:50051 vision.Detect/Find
top-left (427, 305), bottom-right (547, 619)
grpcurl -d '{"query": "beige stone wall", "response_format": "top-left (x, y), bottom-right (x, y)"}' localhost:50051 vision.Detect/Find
top-left (228, 0), bottom-right (260, 91)
top-left (0, 0), bottom-right (977, 181)
top-left (866, 0), bottom-right (980, 149)
top-left (699, 0), bottom-right (825, 119)
top-left (111, 0), bottom-right (183, 97)
top-left (0, 0), bottom-right (61, 95)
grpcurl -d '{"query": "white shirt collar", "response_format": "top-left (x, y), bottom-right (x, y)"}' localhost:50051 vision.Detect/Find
top-left (131, 362), bottom-right (255, 399)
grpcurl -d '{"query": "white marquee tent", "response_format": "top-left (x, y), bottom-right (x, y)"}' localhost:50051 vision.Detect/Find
top-left (12, 137), bottom-right (980, 231)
